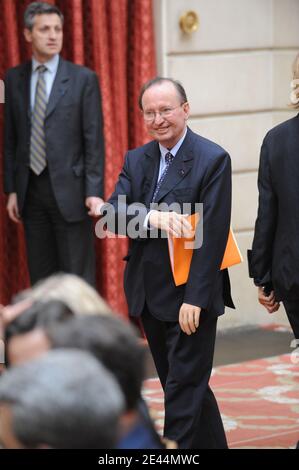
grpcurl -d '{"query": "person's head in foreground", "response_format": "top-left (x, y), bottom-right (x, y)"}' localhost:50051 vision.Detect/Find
top-left (0, 349), bottom-right (124, 449)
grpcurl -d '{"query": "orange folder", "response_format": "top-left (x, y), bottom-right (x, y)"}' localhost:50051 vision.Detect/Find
top-left (168, 213), bottom-right (243, 286)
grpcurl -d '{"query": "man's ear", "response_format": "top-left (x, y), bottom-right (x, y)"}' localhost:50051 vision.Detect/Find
top-left (183, 102), bottom-right (190, 120)
top-left (24, 28), bottom-right (32, 44)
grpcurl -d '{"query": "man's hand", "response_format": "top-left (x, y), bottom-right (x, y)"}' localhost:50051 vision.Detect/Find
top-left (258, 287), bottom-right (280, 314)
top-left (179, 303), bottom-right (201, 335)
top-left (149, 211), bottom-right (193, 238)
top-left (85, 197), bottom-right (105, 217)
top-left (6, 193), bottom-right (20, 223)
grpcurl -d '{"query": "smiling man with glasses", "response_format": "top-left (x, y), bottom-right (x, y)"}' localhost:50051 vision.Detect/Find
top-left (104, 77), bottom-right (234, 449)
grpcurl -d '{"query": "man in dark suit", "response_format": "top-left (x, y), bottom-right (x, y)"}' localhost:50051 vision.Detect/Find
top-left (3, 2), bottom-right (104, 286)
top-left (249, 58), bottom-right (299, 456)
top-left (103, 77), bottom-right (234, 448)
top-left (248, 113), bottom-right (299, 340)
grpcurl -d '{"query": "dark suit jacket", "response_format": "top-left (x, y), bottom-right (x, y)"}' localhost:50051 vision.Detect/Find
top-left (3, 57), bottom-right (104, 222)
top-left (249, 113), bottom-right (299, 301)
top-left (106, 128), bottom-right (234, 321)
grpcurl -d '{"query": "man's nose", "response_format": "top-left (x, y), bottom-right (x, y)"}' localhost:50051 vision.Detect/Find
top-left (49, 28), bottom-right (58, 39)
top-left (153, 112), bottom-right (164, 124)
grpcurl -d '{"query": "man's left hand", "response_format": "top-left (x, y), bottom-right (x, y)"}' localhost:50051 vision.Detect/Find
top-left (258, 287), bottom-right (280, 314)
top-left (85, 197), bottom-right (105, 217)
top-left (179, 303), bottom-right (201, 335)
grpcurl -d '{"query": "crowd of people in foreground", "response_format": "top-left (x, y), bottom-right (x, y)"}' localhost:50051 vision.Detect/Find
top-left (0, 273), bottom-right (174, 449)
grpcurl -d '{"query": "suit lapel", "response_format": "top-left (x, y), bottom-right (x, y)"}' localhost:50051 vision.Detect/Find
top-left (46, 57), bottom-right (70, 119)
top-left (142, 142), bottom-right (161, 206)
top-left (154, 128), bottom-right (194, 203)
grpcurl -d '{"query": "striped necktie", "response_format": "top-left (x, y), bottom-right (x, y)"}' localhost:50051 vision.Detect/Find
top-left (151, 151), bottom-right (174, 203)
top-left (30, 65), bottom-right (48, 175)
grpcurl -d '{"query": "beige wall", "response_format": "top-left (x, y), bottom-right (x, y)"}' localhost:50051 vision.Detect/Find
top-left (153, 0), bottom-right (299, 329)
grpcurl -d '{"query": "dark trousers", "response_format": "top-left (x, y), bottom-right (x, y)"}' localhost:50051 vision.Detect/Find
top-left (282, 300), bottom-right (299, 451)
top-left (282, 300), bottom-right (299, 339)
top-left (22, 169), bottom-right (95, 286)
top-left (142, 305), bottom-right (228, 449)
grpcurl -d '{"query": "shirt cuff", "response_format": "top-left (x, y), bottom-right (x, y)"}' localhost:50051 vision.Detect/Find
top-left (143, 210), bottom-right (155, 230)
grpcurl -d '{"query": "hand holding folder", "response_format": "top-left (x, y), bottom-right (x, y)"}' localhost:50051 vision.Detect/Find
top-left (167, 213), bottom-right (243, 286)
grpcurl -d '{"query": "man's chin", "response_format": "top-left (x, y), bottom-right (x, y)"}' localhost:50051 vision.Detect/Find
top-left (155, 131), bottom-right (171, 143)
top-left (44, 47), bottom-right (60, 56)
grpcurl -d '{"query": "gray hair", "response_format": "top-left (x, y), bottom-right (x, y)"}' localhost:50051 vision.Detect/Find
top-left (16, 273), bottom-right (112, 315)
top-left (138, 77), bottom-right (188, 110)
top-left (290, 53), bottom-right (299, 109)
top-left (24, 2), bottom-right (64, 31)
top-left (0, 350), bottom-right (124, 449)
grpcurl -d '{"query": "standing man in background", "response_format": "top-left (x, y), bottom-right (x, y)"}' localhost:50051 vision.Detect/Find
top-left (3, 2), bottom-right (104, 286)
top-left (249, 54), bottom-right (299, 342)
top-left (249, 53), bottom-right (299, 451)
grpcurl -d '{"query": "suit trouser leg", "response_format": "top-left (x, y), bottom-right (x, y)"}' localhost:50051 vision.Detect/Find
top-left (141, 304), bottom-right (169, 389)
top-left (23, 169), bottom-right (95, 286)
top-left (52, 213), bottom-right (95, 287)
top-left (282, 300), bottom-right (299, 339)
top-left (23, 170), bottom-right (59, 284)
top-left (281, 300), bottom-right (299, 451)
top-left (141, 306), bottom-right (227, 449)
top-left (192, 386), bottom-right (227, 449)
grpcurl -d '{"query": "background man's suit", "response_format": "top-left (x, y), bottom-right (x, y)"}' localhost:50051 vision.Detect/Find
top-left (107, 127), bottom-right (234, 448)
top-left (4, 56), bottom-right (104, 285)
top-left (249, 114), bottom-right (299, 339)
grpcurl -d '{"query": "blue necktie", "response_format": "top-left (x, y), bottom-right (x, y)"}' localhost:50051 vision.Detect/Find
top-left (151, 152), bottom-right (174, 203)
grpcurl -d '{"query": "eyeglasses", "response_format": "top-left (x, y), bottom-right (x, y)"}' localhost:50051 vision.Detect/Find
top-left (142, 103), bottom-right (186, 122)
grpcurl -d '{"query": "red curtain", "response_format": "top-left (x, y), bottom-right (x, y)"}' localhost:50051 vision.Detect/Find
top-left (0, 0), bottom-right (156, 317)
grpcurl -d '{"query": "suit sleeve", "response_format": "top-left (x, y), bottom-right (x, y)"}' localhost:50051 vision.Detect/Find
top-left (248, 137), bottom-right (277, 286)
top-left (3, 69), bottom-right (17, 194)
top-left (184, 151), bottom-right (232, 310)
top-left (103, 153), bottom-right (148, 236)
top-left (82, 71), bottom-right (105, 198)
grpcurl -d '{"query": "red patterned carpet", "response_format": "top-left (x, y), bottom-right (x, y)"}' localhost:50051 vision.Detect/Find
top-left (143, 353), bottom-right (299, 449)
